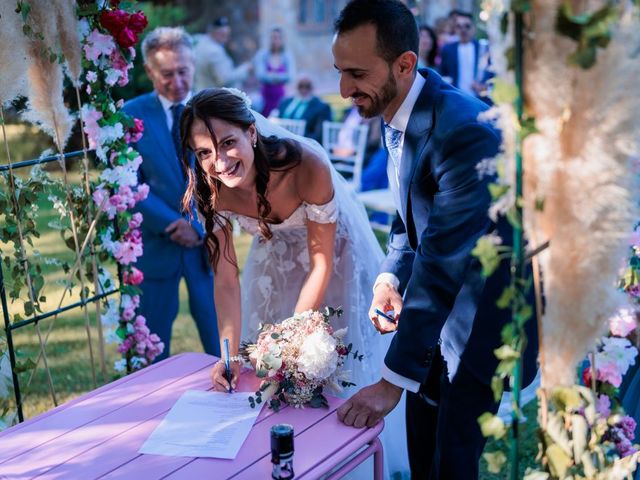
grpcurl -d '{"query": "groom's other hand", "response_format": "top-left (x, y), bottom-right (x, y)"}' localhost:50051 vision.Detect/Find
top-left (337, 379), bottom-right (403, 428)
top-left (369, 282), bottom-right (402, 334)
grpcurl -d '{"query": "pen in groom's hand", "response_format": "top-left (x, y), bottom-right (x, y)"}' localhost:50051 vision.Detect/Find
top-left (223, 338), bottom-right (232, 393)
top-left (374, 308), bottom-right (396, 324)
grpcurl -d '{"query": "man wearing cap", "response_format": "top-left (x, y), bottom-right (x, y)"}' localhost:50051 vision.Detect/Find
top-left (193, 16), bottom-right (252, 91)
top-left (123, 27), bottom-right (219, 361)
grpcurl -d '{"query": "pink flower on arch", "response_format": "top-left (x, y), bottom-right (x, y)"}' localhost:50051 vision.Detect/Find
top-left (83, 29), bottom-right (116, 63)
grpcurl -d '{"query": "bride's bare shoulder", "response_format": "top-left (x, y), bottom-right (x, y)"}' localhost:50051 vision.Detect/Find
top-left (295, 144), bottom-right (333, 204)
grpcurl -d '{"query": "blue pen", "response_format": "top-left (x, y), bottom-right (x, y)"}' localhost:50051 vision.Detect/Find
top-left (223, 338), bottom-right (232, 393)
top-left (374, 308), bottom-right (396, 324)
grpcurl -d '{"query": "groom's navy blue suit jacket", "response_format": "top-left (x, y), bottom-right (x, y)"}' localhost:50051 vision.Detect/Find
top-left (382, 69), bottom-right (538, 387)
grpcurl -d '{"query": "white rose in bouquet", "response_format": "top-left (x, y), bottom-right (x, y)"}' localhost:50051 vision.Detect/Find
top-left (297, 330), bottom-right (338, 380)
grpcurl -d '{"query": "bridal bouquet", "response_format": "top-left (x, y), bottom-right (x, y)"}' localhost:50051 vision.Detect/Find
top-left (240, 307), bottom-right (361, 411)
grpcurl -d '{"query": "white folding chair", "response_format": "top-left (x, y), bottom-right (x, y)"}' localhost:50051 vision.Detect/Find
top-left (321, 121), bottom-right (369, 191)
top-left (269, 117), bottom-right (307, 137)
top-left (356, 188), bottom-right (396, 233)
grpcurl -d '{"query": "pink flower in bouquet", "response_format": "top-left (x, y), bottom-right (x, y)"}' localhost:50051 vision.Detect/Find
top-left (133, 315), bottom-right (146, 329)
top-left (125, 118), bottom-right (144, 143)
top-left (242, 308), bottom-right (356, 410)
top-left (123, 266), bottom-right (144, 285)
top-left (92, 187), bottom-right (114, 218)
top-left (82, 105), bottom-right (103, 150)
top-left (114, 236), bottom-right (143, 264)
top-left (596, 361), bottom-right (623, 388)
top-left (84, 29), bottom-right (115, 63)
top-left (129, 212), bottom-right (143, 229)
top-left (109, 49), bottom-right (132, 87)
top-left (609, 308), bottom-right (638, 338)
top-left (133, 184), bottom-right (149, 203)
top-left (121, 307), bottom-right (135, 321)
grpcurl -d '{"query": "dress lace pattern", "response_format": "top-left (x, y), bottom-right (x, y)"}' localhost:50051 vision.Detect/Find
top-left (225, 187), bottom-right (408, 478)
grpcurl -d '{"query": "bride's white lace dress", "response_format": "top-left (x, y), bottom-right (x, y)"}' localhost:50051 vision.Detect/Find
top-left (224, 168), bottom-right (409, 478)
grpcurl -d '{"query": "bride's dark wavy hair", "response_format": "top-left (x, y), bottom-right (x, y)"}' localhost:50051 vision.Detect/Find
top-left (179, 88), bottom-right (302, 271)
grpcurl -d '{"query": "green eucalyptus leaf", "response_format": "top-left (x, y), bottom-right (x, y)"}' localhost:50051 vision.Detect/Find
top-left (488, 183), bottom-right (510, 201)
top-left (494, 344), bottom-right (520, 361)
top-left (491, 376), bottom-right (504, 403)
top-left (492, 79), bottom-right (519, 104)
top-left (14, 358), bottom-right (36, 373)
top-left (496, 358), bottom-right (517, 376)
top-left (483, 450), bottom-right (507, 474)
top-left (472, 235), bottom-right (501, 277)
top-left (568, 46), bottom-right (597, 69)
top-left (551, 386), bottom-right (583, 412)
top-left (478, 412), bottom-right (507, 440)
top-left (496, 286), bottom-right (515, 310)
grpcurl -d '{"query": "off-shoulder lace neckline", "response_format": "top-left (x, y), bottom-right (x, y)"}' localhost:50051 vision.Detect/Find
top-left (220, 196), bottom-right (335, 226)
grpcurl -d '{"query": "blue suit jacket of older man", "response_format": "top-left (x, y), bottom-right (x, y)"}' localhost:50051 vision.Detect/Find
top-left (122, 92), bottom-right (219, 359)
top-left (382, 69), bottom-right (538, 388)
top-left (123, 92), bottom-right (209, 279)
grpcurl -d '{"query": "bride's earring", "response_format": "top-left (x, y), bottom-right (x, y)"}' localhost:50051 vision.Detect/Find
top-left (253, 139), bottom-right (257, 148)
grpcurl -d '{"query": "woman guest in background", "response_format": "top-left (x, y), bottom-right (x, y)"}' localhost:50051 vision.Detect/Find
top-left (254, 27), bottom-right (295, 117)
top-left (418, 24), bottom-right (439, 69)
top-left (180, 88), bottom-right (409, 478)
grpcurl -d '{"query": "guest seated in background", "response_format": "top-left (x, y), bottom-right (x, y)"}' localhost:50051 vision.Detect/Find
top-left (254, 27), bottom-right (295, 117)
top-left (337, 106), bottom-right (387, 192)
top-left (273, 74), bottom-right (332, 143)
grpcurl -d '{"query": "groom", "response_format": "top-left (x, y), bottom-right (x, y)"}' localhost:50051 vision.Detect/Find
top-left (332, 1), bottom-right (537, 478)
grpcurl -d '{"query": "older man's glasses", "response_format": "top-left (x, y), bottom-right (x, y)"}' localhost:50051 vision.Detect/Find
top-left (298, 83), bottom-right (312, 91)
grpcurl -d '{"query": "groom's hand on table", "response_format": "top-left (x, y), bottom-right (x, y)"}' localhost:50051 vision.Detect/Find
top-left (211, 361), bottom-right (240, 392)
top-left (337, 379), bottom-right (402, 428)
top-left (369, 282), bottom-right (402, 334)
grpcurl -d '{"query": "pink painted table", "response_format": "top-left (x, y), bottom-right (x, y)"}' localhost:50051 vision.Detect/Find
top-left (0, 352), bottom-right (383, 479)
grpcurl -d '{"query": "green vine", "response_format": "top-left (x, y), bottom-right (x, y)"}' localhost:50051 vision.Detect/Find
top-left (475, 0), bottom-right (639, 477)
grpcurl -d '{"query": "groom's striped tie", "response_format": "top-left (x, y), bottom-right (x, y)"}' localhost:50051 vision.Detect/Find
top-left (384, 124), bottom-right (404, 224)
top-left (384, 124), bottom-right (402, 187)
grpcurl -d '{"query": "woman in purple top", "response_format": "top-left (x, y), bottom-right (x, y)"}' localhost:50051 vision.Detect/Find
top-left (254, 28), bottom-right (296, 117)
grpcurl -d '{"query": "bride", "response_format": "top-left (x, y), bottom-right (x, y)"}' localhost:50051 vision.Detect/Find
top-left (179, 87), bottom-right (408, 477)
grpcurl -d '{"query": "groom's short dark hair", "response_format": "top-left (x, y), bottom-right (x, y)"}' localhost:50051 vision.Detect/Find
top-left (334, 0), bottom-right (419, 64)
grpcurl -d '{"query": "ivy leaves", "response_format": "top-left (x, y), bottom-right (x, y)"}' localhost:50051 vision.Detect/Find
top-left (556, 2), bottom-right (620, 69)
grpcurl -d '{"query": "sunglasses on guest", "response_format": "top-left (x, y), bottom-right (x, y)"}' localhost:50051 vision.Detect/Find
top-left (456, 23), bottom-right (473, 31)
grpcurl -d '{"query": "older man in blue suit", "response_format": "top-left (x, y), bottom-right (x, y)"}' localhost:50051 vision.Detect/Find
top-left (123, 27), bottom-right (219, 360)
top-left (332, 1), bottom-right (537, 478)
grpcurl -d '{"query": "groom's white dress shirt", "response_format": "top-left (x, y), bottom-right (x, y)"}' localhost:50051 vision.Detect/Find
top-left (374, 73), bottom-right (426, 394)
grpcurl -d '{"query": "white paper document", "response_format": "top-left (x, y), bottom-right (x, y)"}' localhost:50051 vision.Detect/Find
top-left (140, 390), bottom-right (264, 459)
